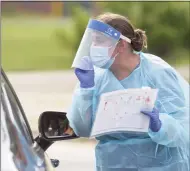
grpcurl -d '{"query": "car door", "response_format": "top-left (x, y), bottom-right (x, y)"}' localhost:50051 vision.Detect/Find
top-left (1, 70), bottom-right (54, 171)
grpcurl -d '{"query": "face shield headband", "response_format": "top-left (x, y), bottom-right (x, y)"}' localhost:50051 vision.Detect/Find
top-left (87, 19), bottom-right (131, 44)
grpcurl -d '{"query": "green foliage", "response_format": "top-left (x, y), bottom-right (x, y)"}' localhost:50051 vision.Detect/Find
top-left (97, 2), bottom-right (190, 63)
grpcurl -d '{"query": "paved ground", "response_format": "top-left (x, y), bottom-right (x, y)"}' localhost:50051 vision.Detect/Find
top-left (7, 70), bottom-right (78, 132)
top-left (46, 140), bottom-right (96, 171)
top-left (6, 66), bottom-right (189, 171)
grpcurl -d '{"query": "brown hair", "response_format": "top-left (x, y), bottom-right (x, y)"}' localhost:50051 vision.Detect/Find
top-left (96, 12), bottom-right (147, 52)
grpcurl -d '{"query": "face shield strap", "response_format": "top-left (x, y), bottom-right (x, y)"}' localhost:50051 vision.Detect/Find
top-left (120, 34), bottom-right (131, 44)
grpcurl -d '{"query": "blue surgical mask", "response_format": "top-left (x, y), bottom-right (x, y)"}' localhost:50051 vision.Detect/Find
top-left (90, 46), bottom-right (117, 69)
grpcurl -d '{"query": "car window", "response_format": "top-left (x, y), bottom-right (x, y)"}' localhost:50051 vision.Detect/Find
top-left (1, 105), bottom-right (19, 171)
top-left (1, 97), bottom-right (40, 171)
top-left (1, 75), bottom-right (34, 144)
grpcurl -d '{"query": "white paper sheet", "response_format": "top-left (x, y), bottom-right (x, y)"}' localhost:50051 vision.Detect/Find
top-left (90, 87), bottom-right (158, 137)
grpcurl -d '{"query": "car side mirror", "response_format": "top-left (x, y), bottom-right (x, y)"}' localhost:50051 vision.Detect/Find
top-left (38, 111), bottom-right (78, 141)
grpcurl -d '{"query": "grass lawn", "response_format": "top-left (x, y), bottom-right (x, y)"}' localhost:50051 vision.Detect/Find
top-left (2, 17), bottom-right (73, 71)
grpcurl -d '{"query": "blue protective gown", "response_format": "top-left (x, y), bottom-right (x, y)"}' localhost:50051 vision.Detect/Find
top-left (67, 52), bottom-right (189, 171)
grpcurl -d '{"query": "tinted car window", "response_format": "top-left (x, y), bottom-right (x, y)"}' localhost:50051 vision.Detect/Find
top-left (1, 105), bottom-right (18, 171)
top-left (1, 75), bottom-right (33, 144)
top-left (1, 94), bottom-right (40, 171)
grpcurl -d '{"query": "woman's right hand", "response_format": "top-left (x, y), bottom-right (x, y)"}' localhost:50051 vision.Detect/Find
top-left (74, 56), bottom-right (95, 88)
top-left (75, 68), bottom-right (94, 88)
top-left (75, 68), bottom-right (95, 88)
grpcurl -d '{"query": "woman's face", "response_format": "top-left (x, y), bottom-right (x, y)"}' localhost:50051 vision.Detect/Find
top-left (109, 40), bottom-right (128, 59)
top-left (91, 33), bottom-right (121, 58)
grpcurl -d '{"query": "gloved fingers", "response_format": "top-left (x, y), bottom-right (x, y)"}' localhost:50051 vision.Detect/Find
top-left (141, 107), bottom-right (159, 115)
top-left (75, 68), bottom-right (94, 74)
top-left (141, 110), bottom-right (152, 117)
top-left (75, 68), bottom-right (81, 73)
top-left (75, 68), bottom-right (87, 75)
top-left (74, 68), bottom-right (95, 88)
top-left (152, 107), bottom-right (159, 113)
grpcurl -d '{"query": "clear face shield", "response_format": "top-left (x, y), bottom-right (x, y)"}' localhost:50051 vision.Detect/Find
top-left (71, 19), bottom-right (131, 70)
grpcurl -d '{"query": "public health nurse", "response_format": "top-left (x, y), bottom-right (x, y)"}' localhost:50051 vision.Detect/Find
top-left (67, 13), bottom-right (189, 171)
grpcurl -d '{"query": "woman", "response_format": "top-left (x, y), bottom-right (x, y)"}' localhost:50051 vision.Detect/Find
top-left (68, 13), bottom-right (189, 171)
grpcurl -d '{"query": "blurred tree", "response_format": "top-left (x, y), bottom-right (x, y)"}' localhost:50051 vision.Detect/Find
top-left (97, 2), bottom-right (190, 64)
top-left (55, 5), bottom-right (90, 63)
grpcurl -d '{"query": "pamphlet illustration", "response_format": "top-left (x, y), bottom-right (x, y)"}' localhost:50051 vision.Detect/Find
top-left (90, 87), bottom-right (158, 137)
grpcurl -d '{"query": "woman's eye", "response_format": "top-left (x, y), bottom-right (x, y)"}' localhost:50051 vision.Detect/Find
top-left (95, 39), bottom-right (104, 43)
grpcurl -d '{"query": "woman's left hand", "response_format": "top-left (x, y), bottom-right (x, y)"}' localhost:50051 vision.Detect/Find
top-left (141, 107), bottom-right (162, 132)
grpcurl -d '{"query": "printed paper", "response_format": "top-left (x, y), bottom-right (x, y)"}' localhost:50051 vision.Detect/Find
top-left (90, 87), bottom-right (158, 137)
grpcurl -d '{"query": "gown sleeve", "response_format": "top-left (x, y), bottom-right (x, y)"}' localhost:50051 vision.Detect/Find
top-left (148, 68), bottom-right (189, 151)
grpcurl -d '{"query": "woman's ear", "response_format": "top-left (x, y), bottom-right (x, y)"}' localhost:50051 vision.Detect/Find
top-left (117, 40), bottom-right (127, 53)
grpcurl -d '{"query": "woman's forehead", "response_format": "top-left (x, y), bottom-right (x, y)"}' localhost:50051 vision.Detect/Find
top-left (92, 32), bottom-right (109, 40)
top-left (91, 32), bottom-right (116, 46)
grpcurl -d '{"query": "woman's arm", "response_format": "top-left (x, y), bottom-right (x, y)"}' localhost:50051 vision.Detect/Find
top-left (67, 84), bottom-right (95, 137)
top-left (148, 68), bottom-right (189, 149)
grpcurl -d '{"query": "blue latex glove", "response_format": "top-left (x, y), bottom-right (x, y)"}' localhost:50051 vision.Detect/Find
top-left (74, 56), bottom-right (95, 88)
top-left (141, 107), bottom-right (162, 132)
top-left (75, 68), bottom-right (95, 88)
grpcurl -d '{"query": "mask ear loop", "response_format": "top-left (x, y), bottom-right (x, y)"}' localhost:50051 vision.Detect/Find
top-left (108, 35), bottom-right (131, 63)
top-left (108, 40), bottom-right (121, 60)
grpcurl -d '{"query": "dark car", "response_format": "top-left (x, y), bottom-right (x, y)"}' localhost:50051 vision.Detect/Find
top-left (1, 69), bottom-right (79, 171)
